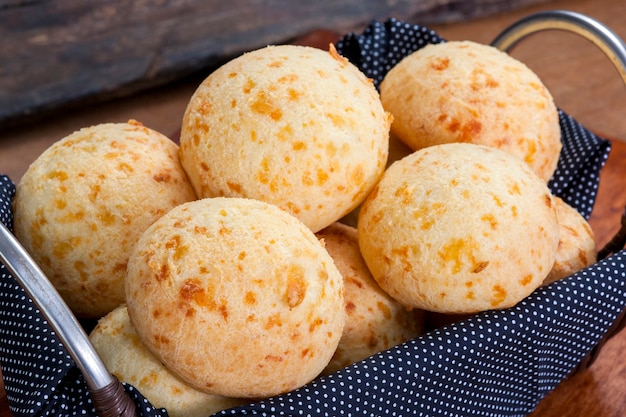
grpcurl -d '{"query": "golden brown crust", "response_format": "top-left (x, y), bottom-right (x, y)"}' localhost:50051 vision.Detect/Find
top-left (179, 44), bottom-right (391, 232)
top-left (357, 143), bottom-right (559, 314)
top-left (89, 306), bottom-right (245, 417)
top-left (380, 40), bottom-right (561, 182)
top-left (543, 196), bottom-right (597, 285)
top-left (13, 120), bottom-right (196, 318)
top-left (316, 222), bottom-right (424, 374)
top-left (125, 197), bottom-right (345, 398)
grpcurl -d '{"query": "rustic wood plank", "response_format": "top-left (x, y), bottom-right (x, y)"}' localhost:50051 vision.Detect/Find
top-left (0, 0), bottom-right (550, 128)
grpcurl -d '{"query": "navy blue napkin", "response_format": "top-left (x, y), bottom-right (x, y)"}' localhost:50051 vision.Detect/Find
top-left (0, 18), bottom-right (622, 417)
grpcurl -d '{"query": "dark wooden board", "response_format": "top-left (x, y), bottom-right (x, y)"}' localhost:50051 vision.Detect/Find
top-left (0, 0), bottom-right (549, 128)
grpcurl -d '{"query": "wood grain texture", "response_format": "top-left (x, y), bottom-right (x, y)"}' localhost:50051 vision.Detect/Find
top-left (0, 0), bottom-right (549, 128)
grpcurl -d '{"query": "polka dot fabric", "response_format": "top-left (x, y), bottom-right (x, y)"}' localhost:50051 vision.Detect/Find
top-left (547, 110), bottom-right (611, 219)
top-left (219, 259), bottom-right (626, 416)
top-left (336, 18), bottom-right (444, 89)
top-left (0, 18), bottom-right (623, 417)
top-left (0, 176), bottom-right (168, 417)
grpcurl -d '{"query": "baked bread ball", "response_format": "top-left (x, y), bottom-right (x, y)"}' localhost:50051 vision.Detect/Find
top-left (125, 197), bottom-right (345, 399)
top-left (179, 44), bottom-right (391, 232)
top-left (358, 143), bottom-right (559, 314)
top-left (89, 305), bottom-right (245, 417)
top-left (317, 222), bottom-right (424, 374)
top-left (13, 120), bottom-right (196, 318)
top-left (543, 196), bottom-right (597, 285)
top-left (380, 40), bottom-right (561, 182)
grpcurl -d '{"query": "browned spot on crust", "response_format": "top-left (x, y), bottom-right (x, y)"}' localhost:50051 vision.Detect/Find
top-left (218, 304), bottom-right (228, 320)
top-left (155, 264), bottom-right (169, 281)
top-left (377, 301), bottom-right (392, 319)
top-left (438, 237), bottom-right (479, 274)
top-left (309, 317), bottom-right (323, 332)
top-left (112, 262), bottom-right (127, 274)
top-left (345, 301), bottom-right (356, 314)
top-left (578, 250), bottom-right (590, 265)
top-left (328, 43), bottom-right (348, 66)
top-left (367, 333), bottom-right (379, 348)
top-left (472, 261), bottom-right (489, 273)
top-left (251, 90), bottom-right (283, 121)
top-left (278, 73), bottom-right (298, 83)
top-left (227, 181), bottom-right (242, 193)
top-left (391, 245), bottom-right (413, 272)
top-left (440, 115), bottom-right (482, 142)
top-left (178, 278), bottom-right (225, 321)
top-left (153, 172), bottom-right (171, 182)
top-left (346, 277), bottom-right (364, 289)
top-left (508, 183), bottom-right (521, 195)
top-left (519, 275), bottom-right (533, 286)
top-left (265, 313), bottom-right (282, 329)
top-left (430, 57), bottom-right (449, 71)
top-left (293, 141), bottom-right (306, 151)
top-left (285, 266), bottom-right (307, 308)
top-left (544, 194), bottom-right (553, 208)
top-left (55, 199), bottom-right (66, 209)
top-left (481, 214), bottom-right (498, 230)
top-left (243, 78), bottom-right (256, 94)
top-left (244, 291), bottom-right (257, 305)
top-left (180, 278), bottom-right (203, 302)
top-left (394, 183), bottom-right (412, 204)
top-left (47, 170), bottom-right (69, 181)
top-left (153, 334), bottom-right (171, 346)
top-left (491, 285), bottom-right (507, 306)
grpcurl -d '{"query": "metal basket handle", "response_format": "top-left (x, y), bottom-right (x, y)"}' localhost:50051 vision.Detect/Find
top-left (491, 9), bottom-right (626, 88)
top-left (490, 9), bottom-right (626, 370)
top-left (0, 221), bottom-right (136, 417)
top-left (491, 10), bottom-right (626, 260)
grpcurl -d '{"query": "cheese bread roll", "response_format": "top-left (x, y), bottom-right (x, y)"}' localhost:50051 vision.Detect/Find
top-left (380, 40), bottom-right (561, 182)
top-left (358, 143), bottom-right (559, 314)
top-left (90, 306), bottom-right (245, 417)
top-left (543, 196), bottom-right (597, 285)
top-left (316, 222), bottom-right (424, 374)
top-left (13, 120), bottom-right (196, 318)
top-left (180, 44), bottom-right (391, 232)
top-left (125, 197), bottom-right (345, 398)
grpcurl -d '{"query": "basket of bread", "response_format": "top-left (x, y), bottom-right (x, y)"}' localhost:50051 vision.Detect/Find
top-left (1, 9), bottom-right (626, 417)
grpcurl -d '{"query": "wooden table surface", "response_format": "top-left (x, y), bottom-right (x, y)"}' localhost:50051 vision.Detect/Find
top-left (2, 0), bottom-right (626, 415)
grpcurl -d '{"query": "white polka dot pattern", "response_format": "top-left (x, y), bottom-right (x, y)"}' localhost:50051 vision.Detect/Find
top-left (336, 18), bottom-right (444, 89)
top-left (214, 258), bottom-right (626, 417)
top-left (0, 177), bottom-right (167, 417)
top-left (0, 18), bottom-right (623, 417)
top-left (548, 111), bottom-right (610, 219)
